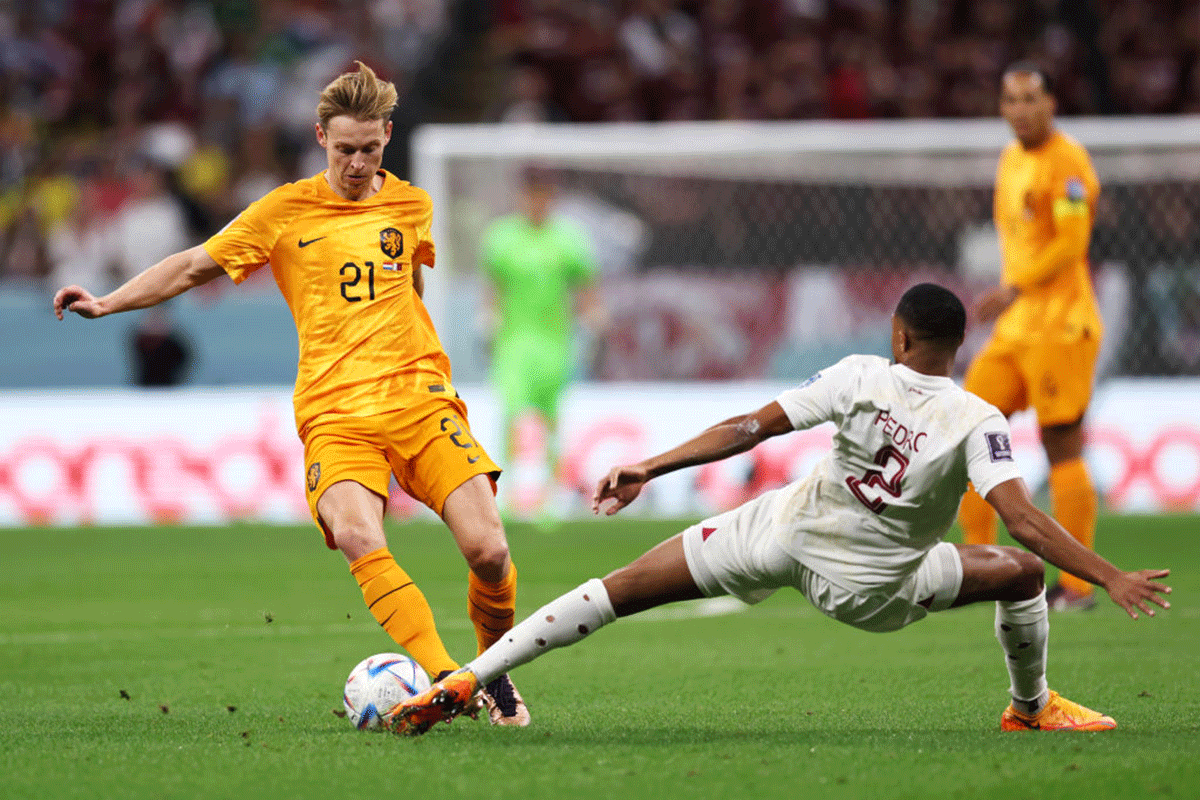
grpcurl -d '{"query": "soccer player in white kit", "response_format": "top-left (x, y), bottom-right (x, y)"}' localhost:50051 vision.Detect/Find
top-left (396, 283), bottom-right (1171, 734)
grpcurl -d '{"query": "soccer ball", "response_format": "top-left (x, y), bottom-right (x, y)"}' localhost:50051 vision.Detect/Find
top-left (342, 653), bottom-right (431, 730)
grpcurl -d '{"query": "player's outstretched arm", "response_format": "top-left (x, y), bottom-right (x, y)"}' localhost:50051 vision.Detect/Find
top-left (985, 478), bottom-right (1172, 619)
top-left (53, 245), bottom-right (226, 320)
top-left (592, 401), bottom-right (793, 516)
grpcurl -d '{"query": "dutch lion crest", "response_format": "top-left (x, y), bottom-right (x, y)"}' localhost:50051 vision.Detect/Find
top-left (306, 462), bottom-right (321, 493)
top-left (379, 227), bottom-right (404, 259)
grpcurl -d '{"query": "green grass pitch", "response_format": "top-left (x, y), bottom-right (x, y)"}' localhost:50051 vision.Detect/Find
top-left (2, 514), bottom-right (1197, 800)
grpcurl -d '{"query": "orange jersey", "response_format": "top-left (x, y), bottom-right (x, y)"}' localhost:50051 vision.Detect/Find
top-left (203, 170), bottom-right (452, 433)
top-left (993, 131), bottom-right (1102, 343)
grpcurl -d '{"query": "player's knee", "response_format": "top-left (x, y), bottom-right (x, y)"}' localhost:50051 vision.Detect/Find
top-left (1006, 547), bottom-right (1045, 599)
top-left (462, 531), bottom-right (510, 581)
top-left (331, 520), bottom-right (386, 561)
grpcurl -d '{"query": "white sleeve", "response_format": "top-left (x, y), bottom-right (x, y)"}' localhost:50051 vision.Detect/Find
top-left (774, 358), bottom-right (857, 431)
top-left (965, 414), bottom-right (1025, 499)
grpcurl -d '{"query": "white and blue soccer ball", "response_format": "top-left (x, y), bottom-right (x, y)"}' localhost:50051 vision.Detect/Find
top-left (342, 653), bottom-right (431, 730)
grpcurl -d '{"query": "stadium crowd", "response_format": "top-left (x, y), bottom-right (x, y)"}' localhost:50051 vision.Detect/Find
top-left (2, 0), bottom-right (1199, 294)
top-left (489, 0), bottom-right (1200, 122)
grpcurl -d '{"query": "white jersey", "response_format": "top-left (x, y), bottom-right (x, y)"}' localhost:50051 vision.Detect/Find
top-left (771, 354), bottom-right (1023, 593)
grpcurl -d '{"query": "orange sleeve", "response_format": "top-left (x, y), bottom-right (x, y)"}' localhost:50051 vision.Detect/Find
top-left (411, 189), bottom-right (435, 268)
top-left (1005, 146), bottom-right (1097, 290)
top-left (1005, 216), bottom-right (1088, 291)
top-left (992, 149), bottom-right (1009, 231)
top-left (202, 187), bottom-right (292, 284)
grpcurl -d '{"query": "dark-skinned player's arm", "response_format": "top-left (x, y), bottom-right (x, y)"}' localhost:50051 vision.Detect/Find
top-left (592, 401), bottom-right (794, 516)
top-left (53, 244), bottom-right (227, 320)
top-left (985, 478), bottom-right (1171, 619)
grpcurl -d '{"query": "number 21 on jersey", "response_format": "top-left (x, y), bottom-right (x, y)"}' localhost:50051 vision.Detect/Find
top-left (340, 261), bottom-right (375, 302)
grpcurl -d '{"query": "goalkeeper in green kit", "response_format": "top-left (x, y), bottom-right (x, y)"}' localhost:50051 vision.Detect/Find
top-left (480, 167), bottom-right (607, 519)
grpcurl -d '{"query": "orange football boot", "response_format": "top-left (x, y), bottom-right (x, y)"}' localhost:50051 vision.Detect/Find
top-left (392, 669), bottom-right (481, 735)
top-left (1001, 690), bottom-right (1116, 732)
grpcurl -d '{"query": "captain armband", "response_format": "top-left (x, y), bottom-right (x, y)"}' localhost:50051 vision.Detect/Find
top-left (1053, 198), bottom-right (1089, 219)
top-left (1053, 176), bottom-right (1089, 219)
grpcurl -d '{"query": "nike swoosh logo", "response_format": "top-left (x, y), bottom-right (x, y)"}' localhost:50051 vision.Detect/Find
top-left (298, 236), bottom-right (326, 248)
top-left (467, 455), bottom-right (480, 464)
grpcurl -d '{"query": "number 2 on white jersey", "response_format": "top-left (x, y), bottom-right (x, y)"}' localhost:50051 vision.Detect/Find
top-left (846, 445), bottom-right (909, 513)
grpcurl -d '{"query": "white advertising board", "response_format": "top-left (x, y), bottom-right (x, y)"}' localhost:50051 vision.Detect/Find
top-left (0, 379), bottom-right (1195, 527)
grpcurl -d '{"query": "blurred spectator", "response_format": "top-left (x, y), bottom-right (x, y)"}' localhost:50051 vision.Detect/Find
top-left (109, 159), bottom-right (190, 287)
top-left (371, 0), bottom-right (446, 72)
top-left (489, 56), bottom-right (568, 122)
top-left (0, 109), bottom-right (36, 192)
top-left (46, 178), bottom-right (113, 290)
top-left (0, 204), bottom-right (48, 283)
top-left (231, 124), bottom-right (290, 208)
top-left (131, 306), bottom-right (193, 386)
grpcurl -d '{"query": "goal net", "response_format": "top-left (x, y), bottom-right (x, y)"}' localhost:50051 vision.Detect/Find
top-left (412, 117), bottom-right (1200, 386)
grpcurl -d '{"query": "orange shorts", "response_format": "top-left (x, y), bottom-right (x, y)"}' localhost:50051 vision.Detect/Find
top-left (963, 332), bottom-right (1100, 426)
top-left (301, 396), bottom-right (501, 548)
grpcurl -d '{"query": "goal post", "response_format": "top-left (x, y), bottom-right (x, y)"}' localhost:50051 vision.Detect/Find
top-left (412, 116), bottom-right (1200, 385)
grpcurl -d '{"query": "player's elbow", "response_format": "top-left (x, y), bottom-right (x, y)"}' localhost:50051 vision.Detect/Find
top-left (733, 416), bottom-right (774, 449)
top-left (183, 251), bottom-right (225, 289)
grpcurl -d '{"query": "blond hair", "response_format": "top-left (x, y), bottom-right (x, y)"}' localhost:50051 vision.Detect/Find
top-left (316, 61), bottom-right (398, 129)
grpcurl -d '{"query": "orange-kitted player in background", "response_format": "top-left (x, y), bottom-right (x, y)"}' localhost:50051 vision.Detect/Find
top-left (958, 62), bottom-right (1103, 612)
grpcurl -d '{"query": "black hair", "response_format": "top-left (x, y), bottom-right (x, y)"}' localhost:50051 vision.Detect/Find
top-left (1003, 61), bottom-right (1054, 96)
top-left (895, 283), bottom-right (966, 345)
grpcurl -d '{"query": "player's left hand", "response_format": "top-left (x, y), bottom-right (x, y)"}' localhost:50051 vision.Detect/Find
top-left (1102, 569), bottom-right (1172, 620)
top-left (592, 465), bottom-right (651, 516)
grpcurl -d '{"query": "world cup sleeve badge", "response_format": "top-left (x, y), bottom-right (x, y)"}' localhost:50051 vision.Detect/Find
top-left (1065, 177), bottom-right (1086, 202)
top-left (985, 432), bottom-right (1013, 462)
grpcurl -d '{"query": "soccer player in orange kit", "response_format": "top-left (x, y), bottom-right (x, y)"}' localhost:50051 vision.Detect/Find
top-left (52, 62), bottom-right (529, 726)
top-left (958, 63), bottom-right (1103, 612)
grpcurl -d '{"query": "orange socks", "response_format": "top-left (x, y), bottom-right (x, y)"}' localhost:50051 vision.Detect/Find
top-left (349, 548), bottom-right (458, 677)
top-left (468, 563), bottom-right (517, 655)
top-left (958, 485), bottom-right (998, 546)
top-left (1049, 458), bottom-right (1098, 596)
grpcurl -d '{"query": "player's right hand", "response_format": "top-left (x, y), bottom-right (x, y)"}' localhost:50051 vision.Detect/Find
top-left (592, 465), bottom-right (651, 516)
top-left (971, 285), bottom-right (1019, 323)
top-left (1103, 568), bottom-right (1172, 620)
top-left (53, 285), bottom-right (103, 320)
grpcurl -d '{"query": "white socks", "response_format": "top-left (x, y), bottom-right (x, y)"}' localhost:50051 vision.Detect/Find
top-left (995, 590), bottom-right (1049, 714)
top-left (468, 578), bottom-right (617, 686)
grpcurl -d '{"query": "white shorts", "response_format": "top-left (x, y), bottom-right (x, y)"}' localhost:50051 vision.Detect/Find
top-left (681, 490), bottom-right (963, 633)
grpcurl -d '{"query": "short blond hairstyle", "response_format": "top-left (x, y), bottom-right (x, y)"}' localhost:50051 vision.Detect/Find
top-left (316, 61), bottom-right (398, 129)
